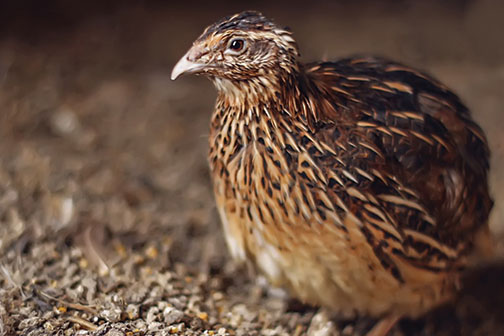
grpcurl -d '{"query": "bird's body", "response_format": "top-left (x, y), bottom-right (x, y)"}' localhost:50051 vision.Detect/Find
top-left (172, 11), bottom-right (493, 331)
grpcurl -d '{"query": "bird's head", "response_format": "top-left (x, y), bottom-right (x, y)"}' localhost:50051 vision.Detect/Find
top-left (171, 11), bottom-right (300, 100)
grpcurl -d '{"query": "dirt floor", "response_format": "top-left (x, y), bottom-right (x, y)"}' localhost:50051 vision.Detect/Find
top-left (0, 1), bottom-right (503, 335)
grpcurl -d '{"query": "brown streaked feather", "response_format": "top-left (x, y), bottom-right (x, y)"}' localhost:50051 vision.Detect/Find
top-left (305, 57), bottom-right (492, 241)
top-left (174, 10), bottom-right (493, 322)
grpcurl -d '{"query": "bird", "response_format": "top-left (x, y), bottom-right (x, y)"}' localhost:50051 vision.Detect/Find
top-left (171, 11), bottom-right (494, 336)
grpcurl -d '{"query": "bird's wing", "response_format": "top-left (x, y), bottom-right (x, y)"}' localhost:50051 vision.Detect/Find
top-left (301, 56), bottom-right (492, 271)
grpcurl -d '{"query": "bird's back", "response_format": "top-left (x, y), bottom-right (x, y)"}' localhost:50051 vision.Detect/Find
top-left (304, 56), bottom-right (492, 247)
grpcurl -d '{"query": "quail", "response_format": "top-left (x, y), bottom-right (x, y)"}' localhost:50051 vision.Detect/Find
top-left (171, 11), bottom-right (493, 335)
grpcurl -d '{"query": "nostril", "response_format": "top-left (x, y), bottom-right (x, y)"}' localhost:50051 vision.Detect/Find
top-left (187, 48), bottom-right (208, 62)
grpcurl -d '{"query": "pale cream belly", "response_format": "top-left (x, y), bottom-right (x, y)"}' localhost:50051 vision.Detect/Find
top-left (215, 194), bottom-right (456, 318)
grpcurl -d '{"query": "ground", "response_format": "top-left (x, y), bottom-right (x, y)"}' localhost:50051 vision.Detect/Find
top-left (0, 1), bottom-right (503, 335)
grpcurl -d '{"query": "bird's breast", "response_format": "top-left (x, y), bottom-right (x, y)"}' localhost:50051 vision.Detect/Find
top-left (208, 111), bottom-right (459, 317)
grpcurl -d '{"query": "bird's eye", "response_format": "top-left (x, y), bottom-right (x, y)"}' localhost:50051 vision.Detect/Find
top-left (227, 38), bottom-right (246, 54)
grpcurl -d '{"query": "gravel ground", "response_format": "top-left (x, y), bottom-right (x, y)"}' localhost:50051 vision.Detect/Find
top-left (0, 1), bottom-right (503, 335)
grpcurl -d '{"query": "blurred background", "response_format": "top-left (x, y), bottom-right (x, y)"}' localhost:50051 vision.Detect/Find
top-left (0, 0), bottom-right (503, 335)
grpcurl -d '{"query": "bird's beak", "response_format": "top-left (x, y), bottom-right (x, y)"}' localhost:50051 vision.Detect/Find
top-left (171, 48), bottom-right (207, 80)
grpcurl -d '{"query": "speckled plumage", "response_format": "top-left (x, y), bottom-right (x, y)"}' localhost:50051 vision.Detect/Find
top-left (172, 10), bottom-right (493, 332)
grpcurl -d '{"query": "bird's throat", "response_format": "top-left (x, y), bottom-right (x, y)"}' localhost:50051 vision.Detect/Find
top-left (212, 76), bottom-right (283, 109)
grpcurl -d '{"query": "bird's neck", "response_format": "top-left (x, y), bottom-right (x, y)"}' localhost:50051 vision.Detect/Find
top-left (212, 78), bottom-right (279, 109)
top-left (211, 66), bottom-right (340, 129)
top-left (211, 63), bottom-right (304, 106)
